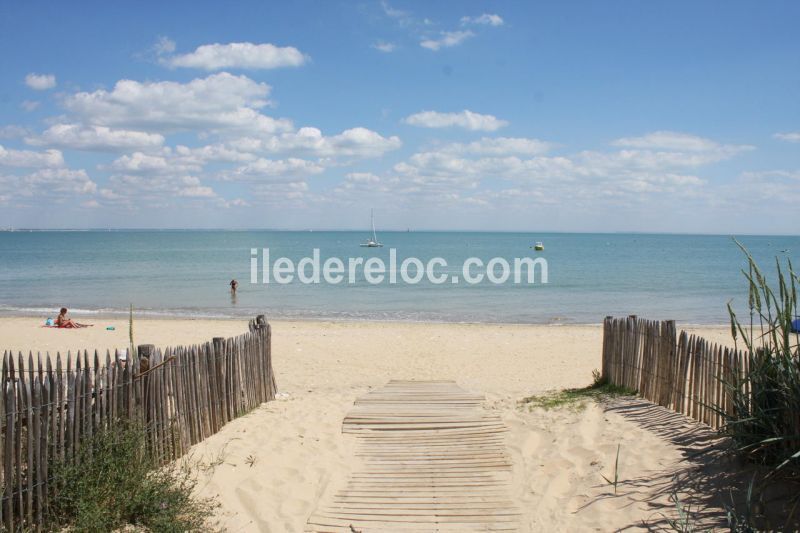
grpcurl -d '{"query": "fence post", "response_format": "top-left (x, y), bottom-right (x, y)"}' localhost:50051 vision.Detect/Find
top-left (212, 337), bottom-right (227, 424)
top-left (137, 344), bottom-right (155, 358)
top-left (138, 344), bottom-right (154, 373)
top-left (664, 320), bottom-right (676, 408)
top-left (602, 316), bottom-right (612, 381)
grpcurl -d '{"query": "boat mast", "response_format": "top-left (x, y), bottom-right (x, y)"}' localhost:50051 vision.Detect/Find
top-left (371, 208), bottom-right (377, 242)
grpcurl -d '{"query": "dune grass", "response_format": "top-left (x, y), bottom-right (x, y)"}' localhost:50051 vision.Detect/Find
top-left (725, 243), bottom-right (800, 480)
top-left (520, 372), bottom-right (636, 411)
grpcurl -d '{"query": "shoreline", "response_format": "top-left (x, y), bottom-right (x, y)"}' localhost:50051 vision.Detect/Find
top-left (0, 309), bottom-right (733, 328)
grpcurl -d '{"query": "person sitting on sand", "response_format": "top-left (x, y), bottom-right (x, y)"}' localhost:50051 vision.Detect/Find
top-left (56, 307), bottom-right (90, 328)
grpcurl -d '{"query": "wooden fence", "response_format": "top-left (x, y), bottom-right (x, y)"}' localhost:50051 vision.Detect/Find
top-left (602, 315), bottom-right (748, 430)
top-left (0, 315), bottom-right (276, 531)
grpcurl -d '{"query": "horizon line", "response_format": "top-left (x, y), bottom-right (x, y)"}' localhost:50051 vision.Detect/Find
top-left (0, 228), bottom-right (798, 238)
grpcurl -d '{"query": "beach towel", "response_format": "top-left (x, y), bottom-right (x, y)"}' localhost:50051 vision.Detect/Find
top-left (41, 324), bottom-right (94, 329)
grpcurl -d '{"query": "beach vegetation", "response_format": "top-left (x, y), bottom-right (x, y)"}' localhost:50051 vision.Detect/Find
top-left (519, 379), bottom-right (636, 411)
top-left (663, 491), bottom-right (704, 533)
top-left (600, 443), bottom-right (622, 495)
top-left (200, 440), bottom-right (233, 474)
top-left (724, 243), bottom-right (800, 479)
top-left (46, 423), bottom-right (217, 532)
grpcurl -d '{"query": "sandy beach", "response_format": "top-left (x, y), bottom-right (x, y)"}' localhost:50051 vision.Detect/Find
top-left (0, 317), bottom-right (735, 531)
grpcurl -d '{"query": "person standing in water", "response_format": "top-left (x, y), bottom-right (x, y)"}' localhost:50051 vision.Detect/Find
top-left (230, 279), bottom-right (238, 294)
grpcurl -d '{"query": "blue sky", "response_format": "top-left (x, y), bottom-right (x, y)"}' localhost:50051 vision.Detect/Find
top-left (0, 1), bottom-right (798, 233)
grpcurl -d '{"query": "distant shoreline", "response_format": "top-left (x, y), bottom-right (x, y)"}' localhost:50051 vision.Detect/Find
top-left (1, 228), bottom-right (798, 237)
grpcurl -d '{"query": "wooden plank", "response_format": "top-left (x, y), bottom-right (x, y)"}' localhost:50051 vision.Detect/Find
top-left (22, 355), bottom-right (34, 529)
top-left (16, 353), bottom-right (25, 522)
top-left (307, 381), bottom-right (519, 532)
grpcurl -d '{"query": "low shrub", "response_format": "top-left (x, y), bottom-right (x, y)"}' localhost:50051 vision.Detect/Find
top-left (47, 424), bottom-right (217, 532)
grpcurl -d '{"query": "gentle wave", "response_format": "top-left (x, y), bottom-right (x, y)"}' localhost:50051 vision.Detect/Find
top-left (0, 304), bottom-right (605, 325)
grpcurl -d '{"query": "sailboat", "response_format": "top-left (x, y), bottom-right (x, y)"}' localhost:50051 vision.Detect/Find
top-left (360, 209), bottom-right (384, 247)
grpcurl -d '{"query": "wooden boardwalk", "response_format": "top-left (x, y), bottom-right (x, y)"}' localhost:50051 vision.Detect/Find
top-left (306, 380), bottom-right (520, 532)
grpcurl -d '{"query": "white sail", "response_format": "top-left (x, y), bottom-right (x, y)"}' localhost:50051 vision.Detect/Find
top-left (360, 208), bottom-right (383, 247)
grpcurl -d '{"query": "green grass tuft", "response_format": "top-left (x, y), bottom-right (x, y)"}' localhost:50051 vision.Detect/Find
top-left (519, 379), bottom-right (636, 411)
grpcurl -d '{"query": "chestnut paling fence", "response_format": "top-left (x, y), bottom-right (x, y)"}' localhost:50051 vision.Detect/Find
top-left (602, 315), bottom-right (748, 430)
top-left (0, 315), bottom-right (276, 531)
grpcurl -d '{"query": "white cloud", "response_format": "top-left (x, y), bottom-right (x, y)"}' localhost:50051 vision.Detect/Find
top-left (373, 130), bottom-right (752, 206)
top-left (403, 110), bottom-right (508, 131)
top-left (611, 131), bottom-right (749, 153)
top-left (420, 30), bottom-right (474, 51)
top-left (153, 36), bottom-right (176, 55)
top-left (63, 72), bottom-right (293, 135)
top-left (222, 198), bottom-right (250, 208)
top-left (773, 132), bottom-right (800, 143)
top-left (173, 143), bottom-right (257, 164)
top-left (253, 181), bottom-right (310, 201)
top-left (0, 145), bottom-right (64, 168)
top-left (165, 42), bottom-right (307, 70)
top-left (394, 151), bottom-right (574, 184)
top-left (460, 14), bottom-right (504, 26)
top-left (28, 124), bottom-right (165, 151)
top-left (333, 172), bottom-right (394, 196)
top-left (733, 170), bottom-right (800, 204)
top-left (229, 127), bottom-right (402, 158)
top-left (607, 132), bottom-right (754, 168)
top-left (25, 73), bottom-right (56, 90)
top-left (22, 168), bottom-right (96, 195)
top-left (178, 184), bottom-right (216, 198)
top-left (110, 151), bottom-right (195, 174)
top-left (0, 126), bottom-right (29, 139)
top-left (387, 149), bottom-right (712, 205)
top-left (381, 0), bottom-right (406, 19)
top-left (372, 41), bottom-right (397, 53)
top-left (104, 173), bottom-right (217, 204)
top-left (105, 146), bottom-right (255, 183)
top-left (223, 158), bottom-right (324, 181)
top-left (439, 137), bottom-right (553, 156)
top-left (345, 172), bottom-right (381, 183)
top-left (319, 127), bottom-right (402, 157)
top-left (740, 169), bottom-right (800, 182)
top-left (21, 100), bottom-right (40, 112)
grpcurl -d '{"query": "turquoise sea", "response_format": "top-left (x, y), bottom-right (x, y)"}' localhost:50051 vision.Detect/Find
top-left (0, 231), bottom-right (797, 324)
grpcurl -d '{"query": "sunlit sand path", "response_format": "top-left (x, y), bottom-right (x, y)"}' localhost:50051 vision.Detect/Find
top-left (306, 380), bottom-right (520, 532)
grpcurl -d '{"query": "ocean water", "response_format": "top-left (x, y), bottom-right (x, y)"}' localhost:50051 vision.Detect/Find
top-left (0, 231), bottom-right (797, 325)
